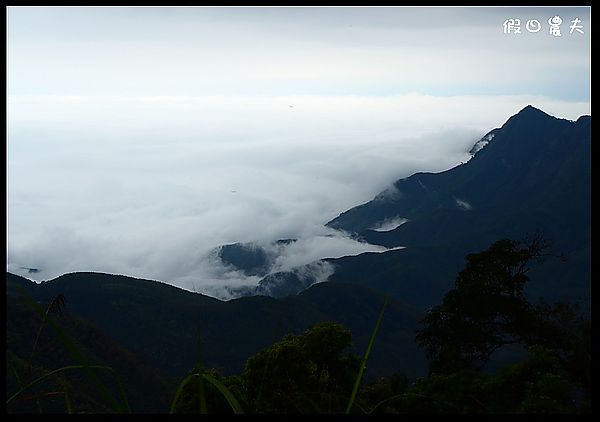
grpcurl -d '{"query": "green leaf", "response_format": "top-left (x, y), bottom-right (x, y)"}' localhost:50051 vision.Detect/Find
top-left (346, 296), bottom-right (389, 413)
top-left (202, 373), bottom-right (244, 414)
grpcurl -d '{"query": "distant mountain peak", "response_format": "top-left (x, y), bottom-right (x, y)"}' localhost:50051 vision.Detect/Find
top-left (493, 105), bottom-right (574, 139)
top-left (504, 105), bottom-right (556, 126)
top-left (520, 104), bottom-right (545, 114)
top-left (468, 106), bottom-right (558, 157)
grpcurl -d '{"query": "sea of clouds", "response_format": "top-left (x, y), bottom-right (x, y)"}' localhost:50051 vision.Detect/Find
top-left (7, 94), bottom-right (590, 298)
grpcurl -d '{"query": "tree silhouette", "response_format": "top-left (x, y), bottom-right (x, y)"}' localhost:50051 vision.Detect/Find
top-left (415, 235), bottom-right (557, 374)
top-left (241, 322), bottom-right (361, 413)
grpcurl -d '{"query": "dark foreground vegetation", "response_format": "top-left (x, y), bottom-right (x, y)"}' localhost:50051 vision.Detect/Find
top-left (6, 237), bottom-right (590, 413)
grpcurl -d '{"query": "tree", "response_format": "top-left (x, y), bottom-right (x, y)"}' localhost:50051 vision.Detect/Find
top-left (406, 235), bottom-right (590, 413)
top-left (415, 235), bottom-right (559, 374)
top-left (392, 345), bottom-right (580, 414)
top-left (240, 322), bottom-right (361, 413)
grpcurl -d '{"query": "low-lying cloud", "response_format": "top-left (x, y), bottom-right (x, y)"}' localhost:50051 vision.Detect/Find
top-left (7, 94), bottom-right (590, 297)
top-left (370, 217), bottom-right (409, 232)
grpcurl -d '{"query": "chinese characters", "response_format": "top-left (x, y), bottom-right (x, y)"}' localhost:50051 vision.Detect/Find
top-left (503, 16), bottom-right (584, 36)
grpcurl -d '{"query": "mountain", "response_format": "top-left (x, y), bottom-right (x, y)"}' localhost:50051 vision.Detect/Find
top-left (216, 239), bottom-right (297, 277)
top-left (6, 105), bottom-right (590, 412)
top-left (323, 106), bottom-right (590, 311)
top-left (328, 106), bottom-right (589, 241)
top-left (6, 273), bottom-right (174, 413)
top-left (6, 271), bottom-right (426, 390)
top-left (207, 106), bottom-right (590, 311)
top-left (253, 260), bottom-right (333, 298)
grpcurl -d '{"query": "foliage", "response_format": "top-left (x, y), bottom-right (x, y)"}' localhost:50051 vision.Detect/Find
top-left (170, 368), bottom-right (243, 414)
top-left (411, 236), bottom-right (590, 413)
top-left (6, 286), bottom-right (172, 413)
top-left (416, 235), bottom-right (571, 374)
top-left (346, 295), bottom-right (389, 413)
top-left (393, 345), bottom-right (581, 414)
top-left (5, 233), bottom-right (590, 414)
top-left (240, 322), bottom-right (361, 413)
top-left (485, 345), bottom-right (576, 413)
top-left (358, 372), bottom-right (410, 414)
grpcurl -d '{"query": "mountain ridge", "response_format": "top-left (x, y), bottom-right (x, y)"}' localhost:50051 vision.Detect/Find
top-left (242, 105), bottom-right (591, 310)
top-left (6, 270), bottom-right (426, 381)
top-left (322, 105), bottom-right (590, 311)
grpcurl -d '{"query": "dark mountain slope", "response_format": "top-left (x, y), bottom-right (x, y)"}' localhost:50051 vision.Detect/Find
top-left (6, 272), bottom-right (426, 384)
top-left (329, 106), bottom-right (589, 246)
top-left (6, 274), bottom-right (174, 413)
top-left (324, 106), bottom-right (590, 310)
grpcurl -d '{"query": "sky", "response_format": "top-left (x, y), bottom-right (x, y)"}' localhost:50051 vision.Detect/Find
top-left (6, 6), bottom-right (591, 298)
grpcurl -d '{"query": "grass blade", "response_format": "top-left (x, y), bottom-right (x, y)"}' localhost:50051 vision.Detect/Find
top-left (199, 373), bottom-right (207, 414)
top-left (196, 324), bottom-right (207, 414)
top-left (202, 373), bottom-right (244, 414)
top-left (169, 373), bottom-right (199, 413)
top-left (345, 295), bottom-right (389, 414)
top-left (63, 377), bottom-right (73, 414)
top-left (15, 287), bottom-right (129, 413)
top-left (169, 372), bottom-right (244, 413)
top-left (7, 365), bottom-right (112, 405)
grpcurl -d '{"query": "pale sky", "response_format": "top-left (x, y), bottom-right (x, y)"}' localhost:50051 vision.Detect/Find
top-left (8, 6), bottom-right (590, 99)
top-left (6, 6), bottom-right (591, 297)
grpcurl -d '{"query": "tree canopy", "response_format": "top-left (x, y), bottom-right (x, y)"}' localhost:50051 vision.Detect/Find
top-left (240, 321), bottom-right (361, 413)
top-left (414, 235), bottom-right (589, 408)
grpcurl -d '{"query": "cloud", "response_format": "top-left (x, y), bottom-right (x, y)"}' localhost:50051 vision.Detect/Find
top-left (269, 229), bottom-right (391, 273)
top-left (454, 198), bottom-right (473, 211)
top-left (253, 260), bottom-right (336, 299)
top-left (370, 217), bottom-right (409, 232)
top-left (469, 132), bottom-right (496, 155)
top-left (7, 7), bottom-right (590, 297)
top-left (7, 94), bottom-right (590, 296)
top-left (374, 185), bottom-right (402, 203)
